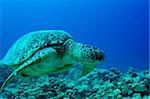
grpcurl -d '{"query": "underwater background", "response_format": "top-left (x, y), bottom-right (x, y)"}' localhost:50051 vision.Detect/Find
top-left (0, 0), bottom-right (149, 98)
top-left (0, 0), bottom-right (149, 72)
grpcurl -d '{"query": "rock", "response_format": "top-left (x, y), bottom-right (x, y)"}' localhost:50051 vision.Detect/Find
top-left (121, 86), bottom-right (129, 96)
top-left (133, 93), bottom-right (141, 98)
top-left (110, 89), bottom-right (121, 96)
top-left (143, 95), bottom-right (150, 99)
top-left (128, 67), bottom-right (138, 77)
top-left (123, 75), bottom-right (133, 84)
top-left (110, 67), bottom-right (121, 75)
top-left (0, 66), bottom-right (149, 98)
top-left (133, 84), bottom-right (148, 92)
top-left (128, 90), bottom-right (133, 96)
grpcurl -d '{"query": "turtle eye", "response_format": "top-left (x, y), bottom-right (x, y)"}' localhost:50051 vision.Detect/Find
top-left (95, 50), bottom-right (104, 61)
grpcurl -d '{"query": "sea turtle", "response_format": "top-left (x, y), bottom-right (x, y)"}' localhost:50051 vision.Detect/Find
top-left (0, 30), bottom-right (104, 91)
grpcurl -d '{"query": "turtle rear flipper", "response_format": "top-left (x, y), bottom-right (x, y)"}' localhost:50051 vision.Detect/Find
top-left (0, 47), bottom-right (57, 91)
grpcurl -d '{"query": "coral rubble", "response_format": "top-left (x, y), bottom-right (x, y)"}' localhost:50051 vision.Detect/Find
top-left (0, 66), bottom-right (149, 99)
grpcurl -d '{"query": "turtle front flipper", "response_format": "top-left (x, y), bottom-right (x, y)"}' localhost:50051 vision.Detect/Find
top-left (0, 47), bottom-right (57, 91)
top-left (81, 63), bottom-right (96, 76)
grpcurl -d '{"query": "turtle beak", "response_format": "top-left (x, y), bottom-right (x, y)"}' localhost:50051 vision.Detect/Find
top-left (96, 51), bottom-right (104, 61)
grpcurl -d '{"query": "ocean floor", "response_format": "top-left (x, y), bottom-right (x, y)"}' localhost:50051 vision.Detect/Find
top-left (0, 65), bottom-right (149, 99)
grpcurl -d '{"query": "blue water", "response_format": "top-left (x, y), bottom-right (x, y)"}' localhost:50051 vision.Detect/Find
top-left (0, 0), bottom-right (149, 72)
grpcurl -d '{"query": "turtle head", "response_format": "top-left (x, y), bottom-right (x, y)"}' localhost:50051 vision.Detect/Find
top-left (71, 43), bottom-right (104, 64)
top-left (79, 45), bottom-right (104, 64)
top-left (68, 41), bottom-right (104, 75)
top-left (71, 43), bottom-right (104, 75)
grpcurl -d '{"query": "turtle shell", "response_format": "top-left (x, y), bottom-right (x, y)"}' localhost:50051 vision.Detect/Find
top-left (2, 30), bottom-right (72, 66)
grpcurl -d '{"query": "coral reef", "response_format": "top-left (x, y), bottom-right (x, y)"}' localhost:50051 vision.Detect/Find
top-left (0, 66), bottom-right (149, 99)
